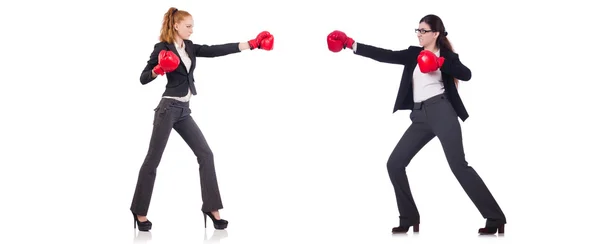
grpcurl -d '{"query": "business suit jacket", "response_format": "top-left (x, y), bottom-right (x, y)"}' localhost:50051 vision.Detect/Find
top-left (353, 43), bottom-right (472, 121)
top-left (140, 40), bottom-right (241, 97)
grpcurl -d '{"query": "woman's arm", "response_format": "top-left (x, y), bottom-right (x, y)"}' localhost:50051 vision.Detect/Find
top-left (439, 53), bottom-right (471, 81)
top-left (354, 43), bottom-right (418, 65)
top-left (194, 30), bottom-right (273, 55)
top-left (239, 42), bottom-right (251, 51)
top-left (193, 43), bottom-right (242, 58)
top-left (140, 43), bottom-right (165, 85)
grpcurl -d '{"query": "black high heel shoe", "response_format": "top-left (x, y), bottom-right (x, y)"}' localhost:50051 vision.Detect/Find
top-left (203, 211), bottom-right (228, 230)
top-left (478, 219), bottom-right (505, 235)
top-left (132, 211), bottom-right (152, 231)
top-left (392, 224), bottom-right (419, 233)
top-left (478, 224), bottom-right (504, 234)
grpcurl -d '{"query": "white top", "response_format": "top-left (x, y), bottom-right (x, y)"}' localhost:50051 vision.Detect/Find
top-left (351, 43), bottom-right (445, 103)
top-left (411, 49), bottom-right (444, 102)
top-left (162, 40), bottom-right (193, 102)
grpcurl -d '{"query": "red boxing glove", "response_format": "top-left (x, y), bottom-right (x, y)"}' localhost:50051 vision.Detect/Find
top-left (260, 35), bottom-right (274, 50)
top-left (248, 31), bottom-right (274, 50)
top-left (327, 30), bottom-right (354, 53)
top-left (153, 50), bottom-right (180, 75)
top-left (417, 50), bottom-right (445, 73)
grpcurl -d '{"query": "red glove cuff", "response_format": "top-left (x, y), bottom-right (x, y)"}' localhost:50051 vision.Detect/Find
top-left (153, 65), bottom-right (165, 76)
top-left (437, 57), bottom-right (445, 68)
top-left (248, 40), bottom-right (258, 50)
top-left (344, 38), bottom-right (355, 49)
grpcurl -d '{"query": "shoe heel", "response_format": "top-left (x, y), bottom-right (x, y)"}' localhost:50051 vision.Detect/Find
top-left (132, 212), bottom-right (137, 229)
top-left (203, 213), bottom-right (207, 228)
top-left (413, 224), bottom-right (419, 232)
top-left (498, 224), bottom-right (505, 234)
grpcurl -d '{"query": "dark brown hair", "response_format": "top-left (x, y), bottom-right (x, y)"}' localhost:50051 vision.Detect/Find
top-left (159, 7), bottom-right (191, 44)
top-left (419, 14), bottom-right (458, 87)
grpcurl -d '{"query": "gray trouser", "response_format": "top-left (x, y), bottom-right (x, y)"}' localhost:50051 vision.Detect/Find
top-left (386, 93), bottom-right (506, 227)
top-left (130, 98), bottom-right (223, 216)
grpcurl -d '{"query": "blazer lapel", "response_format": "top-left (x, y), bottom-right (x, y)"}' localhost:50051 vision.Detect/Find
top-left (165, 43), bottom-right (188, 74)
top-left (439, 48), bottom-right (448, 59)
top-left (184, 41), bottom-right (195, 73)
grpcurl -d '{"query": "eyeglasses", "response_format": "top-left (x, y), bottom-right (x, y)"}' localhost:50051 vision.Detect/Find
top-left (415, 28), bottom-right (435, 34)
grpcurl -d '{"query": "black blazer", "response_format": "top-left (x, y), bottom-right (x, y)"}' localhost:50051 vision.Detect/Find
top-left (354, 43), bottom-right (472, 121)
top-left (140, 40), bottom-right (241, 97)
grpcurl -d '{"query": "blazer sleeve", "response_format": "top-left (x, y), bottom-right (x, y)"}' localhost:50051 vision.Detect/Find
top-left (139, 42), bottom-right (165, 85)
top-left (440, 52), bottom-right (472, 81)
top-left (193, 43), bottom-right (241, 57)
top-left (354, 43), bottom-right (416, 65)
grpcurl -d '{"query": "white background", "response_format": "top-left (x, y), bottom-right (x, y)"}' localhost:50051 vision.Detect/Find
top-left (1, 0), bottom-right (599, 243)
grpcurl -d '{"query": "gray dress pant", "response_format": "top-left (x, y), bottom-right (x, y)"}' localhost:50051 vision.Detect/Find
top-left (386, 93), bottom-right (506, 227)
top-left (130, 98), bottom-right (223, 216)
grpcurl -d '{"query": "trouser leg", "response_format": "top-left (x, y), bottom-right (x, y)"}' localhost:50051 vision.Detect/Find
top-left (387, 109), bottom-right (436, 226)
top-left (425, 96), bottom-right (506, 224)
top-left (173, 107), bottom-right (223, 212)
top-left (131, 101), bottom-right (176, 216)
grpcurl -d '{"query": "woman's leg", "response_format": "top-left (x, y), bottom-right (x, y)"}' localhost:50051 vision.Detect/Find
top-left (424, 96), bottom-right (506, 232)
top-left (131, 101), bottom-right (176, 218)
top-left (173, 107), bottom-right (223, 215)
top-left (387, 109), bottom-right (436, 232)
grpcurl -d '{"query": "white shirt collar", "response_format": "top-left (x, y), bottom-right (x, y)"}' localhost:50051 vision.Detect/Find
top-left (175, 40), bottom-right (185, 49)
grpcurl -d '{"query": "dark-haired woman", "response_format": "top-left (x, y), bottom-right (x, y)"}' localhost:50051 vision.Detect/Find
top-left (326, 14), bottom-right (506, 235)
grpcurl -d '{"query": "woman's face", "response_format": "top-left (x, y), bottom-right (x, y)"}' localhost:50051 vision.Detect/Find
top-left (416, 22), bottom-right (439, 48)
top-left (175, 16), bottom-right (194, 40)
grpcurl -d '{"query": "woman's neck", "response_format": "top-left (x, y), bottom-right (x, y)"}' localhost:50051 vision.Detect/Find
top-left (174, 37), bottom-right (183, 47)
top-left (424, 45), bottom-right (439, 53)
